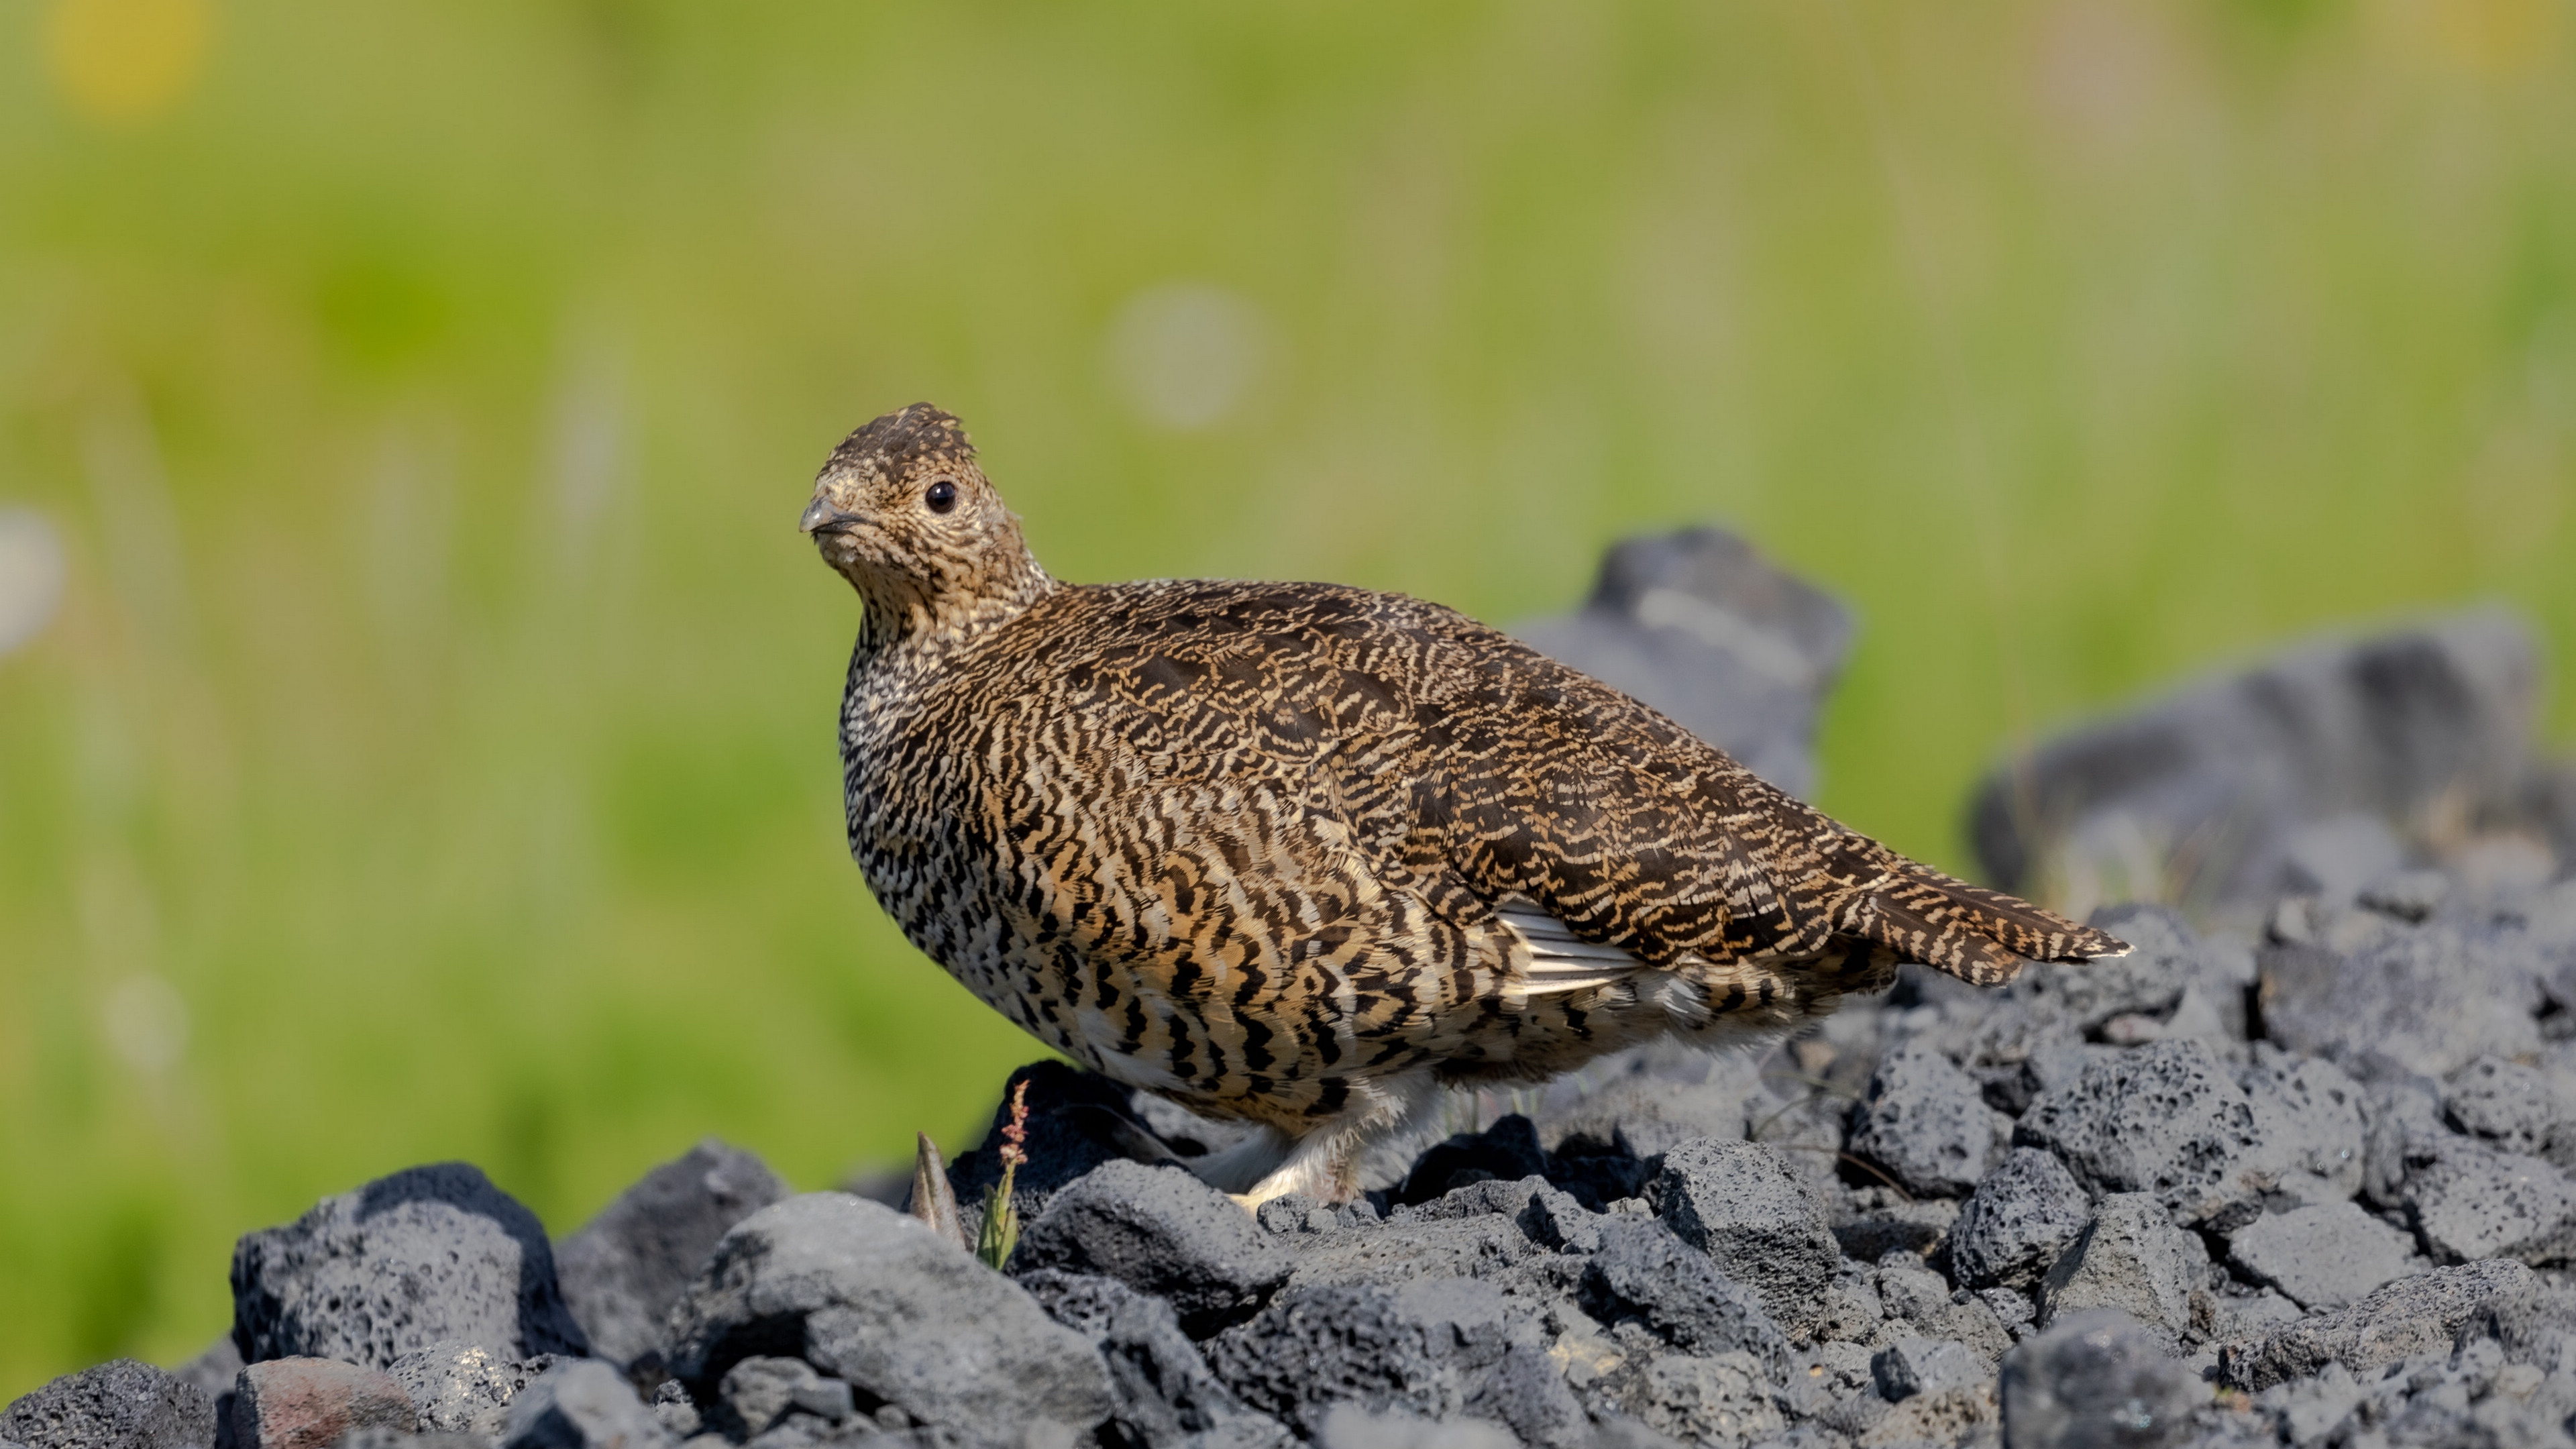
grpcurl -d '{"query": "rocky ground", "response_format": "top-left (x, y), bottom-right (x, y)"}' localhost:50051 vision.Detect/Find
top-left (10, 534), bottom-right (2576, 1449)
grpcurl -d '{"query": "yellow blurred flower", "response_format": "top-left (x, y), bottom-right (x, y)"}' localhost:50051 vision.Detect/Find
top-left (46, 0), bottom-right (213, 126)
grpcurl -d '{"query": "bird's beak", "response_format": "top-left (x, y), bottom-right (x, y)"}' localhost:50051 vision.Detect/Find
top-left (801, 497), bottom-right (862, 536)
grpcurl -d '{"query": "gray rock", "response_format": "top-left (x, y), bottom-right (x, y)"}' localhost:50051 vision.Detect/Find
top-left (1020, 1270), bottom-right (1295, 1449)
top-left (1514, 525), bottom-right (1851, 798)
top-left (2400, 1134), bottom-right (2576, 1265)
top-left (2003, 905), bottom-right (2247, 1038)
top-left (1576, 1218), bottom-right (1791, 1375)
top-left (1277, 1203), bottom-right (1550, 1295)
top-left (2236, 1049), bottom-right (2367, 1205)
top-left (1773, 1341), bottom-right (1887, 1438)
top-left (2219, 1259), bottom-right (2540, 1391)
top-left (2206, 1287), bottom-right (2306, 1347)
top-left (1525, 1042), bottom-right (1762, 1160)
top-left (2446, 1055), bottom-right (2567, 1158)
top-left (1012, 1159), bottom-right (1291, 1333)
top-left (1204, 1276), bottom-right (1589, 1448)
top-left (1873, 1337), bottom-right (1986, 1402)
top-left (1311, 1403), bottom-right (1517, 1449)
top-left (1964, 610), bottom-right (2541, 908)
top-left (1876, 1260), bottom-right (1955, 1326)
top-left (2035, 1194), bottom-right (2210, 1348)
top-left (2259, 922), bottom-right (2546, 1081)
top-left (228, 1358), bottom-right (416, 1449)
top-left (2014, 1038), bottom-right (2269, 1230)
top-left (2247, 1361), bottom-right (2366, 1447)
top-left (2364, 1075), bottom-right (2449, 1212)
top-left (1845, 1046), bottom-right (2009, 1199)
top-left (1998, 1309), bottom-right (2202, 1449)
top-left (1831, 1192), bottom-right (1959, 1265)
top-left (0, 1360), bottom-right (217, 1449)
top-left (554, 1140), bottom-right (789, 1368)
top-left (169, 1338), bottom-right (243, 1402)
top-left (716, 1358), bottom-right (852, 1440)
top-left (1652, 1139), bottom-right (1840, 1341)
top-left (1811, 1269), bottom-right (1887, 1346)
top-left (2359, 867), bottom-right (2453, 922)
top-left (1951, 1148), bottom-right (2094, 1293)
top-left (230, 1162), bottom-right (590, 1370)
top-left (501, 1360), bottom-right (674, 1449)
top-left (1517, 1187), bottom-right (1603, 1254)
top-left (2226, 1201), bottom-right (2418, 1310)
top-left (387, 1340), bottom-right (560, 1437)
top-left (1581, 1350), bottom-right (1785, 1449)
top-left (662, 1192), bottom-right (1111, 1448)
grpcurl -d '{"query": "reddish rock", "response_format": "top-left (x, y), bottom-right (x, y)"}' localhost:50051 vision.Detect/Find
top-left (229, 1358), bottom-right (415, 1449)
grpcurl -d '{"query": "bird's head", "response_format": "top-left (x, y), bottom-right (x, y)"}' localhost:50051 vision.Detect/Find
top-left (802, 403), bottom-right (1050, 642)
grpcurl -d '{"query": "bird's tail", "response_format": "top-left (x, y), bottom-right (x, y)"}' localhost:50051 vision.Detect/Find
top-left (1845, 861), bottom-right (2128, 987)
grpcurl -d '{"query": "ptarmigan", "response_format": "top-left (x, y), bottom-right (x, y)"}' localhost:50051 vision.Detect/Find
top-left (803, 403), bottom-right (2125, 1205)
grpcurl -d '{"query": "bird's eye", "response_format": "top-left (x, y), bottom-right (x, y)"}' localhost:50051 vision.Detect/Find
top-left (924, 480), bottom-right (959, 514)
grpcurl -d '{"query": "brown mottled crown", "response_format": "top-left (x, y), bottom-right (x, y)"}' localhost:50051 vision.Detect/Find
top-left (825, 403), bottom-right (975, 483)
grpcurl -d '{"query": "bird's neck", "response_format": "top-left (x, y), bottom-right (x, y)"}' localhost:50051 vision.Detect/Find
top-left (850, 539), bottom-right (1057, 668)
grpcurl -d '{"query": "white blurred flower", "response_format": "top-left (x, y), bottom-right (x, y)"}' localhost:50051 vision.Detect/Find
top-left (105, 973), bottom-right (189, 1074)
top-left (1104, 282), bottom-right (1271, 431)
top-left (0, 507), bottom-right (66, 655)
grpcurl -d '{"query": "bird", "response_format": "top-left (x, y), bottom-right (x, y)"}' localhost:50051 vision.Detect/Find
top-left (802, 403), bottom-right (2128, 1206)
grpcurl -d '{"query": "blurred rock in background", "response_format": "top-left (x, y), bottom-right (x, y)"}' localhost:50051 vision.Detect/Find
top-left (1517, 526), bottom-right (1852, 801)
top-left (1966, 609), bottom-right (2571, 918)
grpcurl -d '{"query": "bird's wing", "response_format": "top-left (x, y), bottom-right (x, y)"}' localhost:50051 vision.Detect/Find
top-left (996, 578), bottom-right (2123, 985)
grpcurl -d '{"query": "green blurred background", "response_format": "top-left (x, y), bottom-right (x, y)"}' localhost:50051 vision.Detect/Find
top-left (1, 0), bottom-right (2571, 1397)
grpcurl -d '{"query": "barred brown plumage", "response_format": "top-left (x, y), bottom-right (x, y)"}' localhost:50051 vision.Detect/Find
top-left (802, 403), bottom-right (2128, 1205)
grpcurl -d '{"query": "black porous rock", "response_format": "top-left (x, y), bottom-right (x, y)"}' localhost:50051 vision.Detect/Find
top-left (2225, 1201), bottom-right (2418, 1311)
top-left (661, 1191), bottom-right (1113, 1447)
top-left (1845, 1044), bottom-right (2009, 1199)
top-left (1020, 1269), bottom-right (1295, 1449)
top-left (1513, 524), bottom-right (1852, 799)
top-left (553, 1138), bottom-right (788, 1368)
top-left (500, 1359), bottom-right (674, 1449)
top-left (1012, 1159), bottom-right (1291, 1334)
top-left (1392, 1114), bottom-right (1549, 1207)
top-left (2219, 1258), bottom-right (2540, 1391)
top-left (1951, 1148), bottom-right (2092, 1293)
top-left (1202, 1276), bottom-right (1588, 1449)
top-left (230, 1162), bottom-right (590, 1371)
top-left (0, 1360), bottom-right (217, 1449)
top-left (1652, 1138), bottom-right (1840, 1342)
top-left (1576, 1218), bottom-right (1791, 1377)
top-left (945, 1061), bottom-right (1175, 1228)
top-left (2033, 1195), bottom-right (2208, 1349)
top-left (1998, 1309), bottom-right (2202, 1449)
top-left (2013, 1037), bottom-right (2270, 1230)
